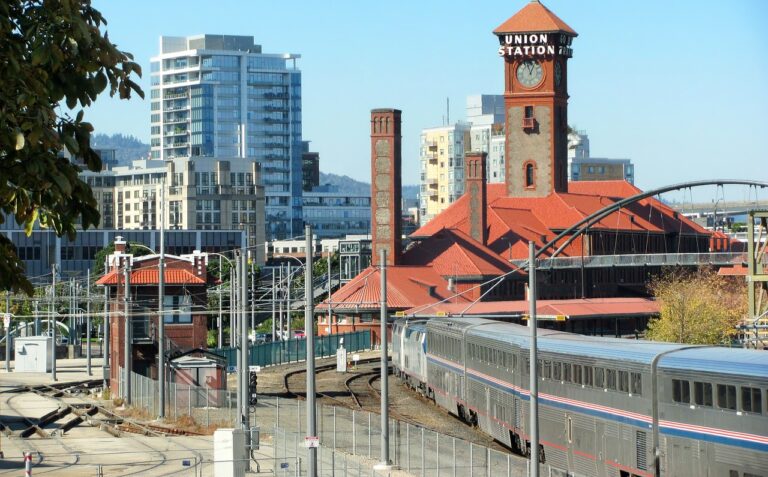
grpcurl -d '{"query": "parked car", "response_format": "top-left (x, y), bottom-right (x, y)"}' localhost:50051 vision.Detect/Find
top-left (293, 330), bottom-right (306, 339)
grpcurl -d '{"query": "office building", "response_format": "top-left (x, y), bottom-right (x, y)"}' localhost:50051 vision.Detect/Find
top-left (301, 141), bottom-right (320, 192)
top-left (150, 34), bottom-right (302, 239)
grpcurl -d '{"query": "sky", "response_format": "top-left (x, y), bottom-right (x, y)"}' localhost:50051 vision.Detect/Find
top-left (87, 0), bottom-right (768, 202)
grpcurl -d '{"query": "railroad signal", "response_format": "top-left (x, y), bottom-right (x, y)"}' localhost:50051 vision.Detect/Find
top-left (249, 370), bottom-right (258, 405)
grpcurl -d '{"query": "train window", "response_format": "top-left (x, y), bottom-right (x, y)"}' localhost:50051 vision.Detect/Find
top-left (606, 369), bottom-right (617, 390)
top-left (673, 379), bottom-right (690, 404)
top-left (694, 382), bottom-right (713, 407)
top-left (741, 387), bottom-right (762, 414)
top-left (584, 366), bottom-right (594, 387)
top-left (553, 362), bottom-right (562, 381)
top-left (631, 372), bottom-right (642, 396)
top-left (729, 471), bottom-right (738, 477)
top-left (573, 364), bottom-right (583, 385)
top-left (595, 368), bottom-right (605, 388)
top-left (618, 371), bottom-right (629, 393)
top-left (717, 384), bottom-right (736, 410)
top-left (542, 360), bottom-right (551, 379)
top-left (563, 363), bottom-right (572, 383)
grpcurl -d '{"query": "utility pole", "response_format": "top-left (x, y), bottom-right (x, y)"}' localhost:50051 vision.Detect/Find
top-left (124, 262), bottom-right (132, 404)
top-left (304, 225), bottom-right (317, 476)
top-left (51, 264), bottom-right (57, 382)
top-left (158, 181), bottom-right (166, 419)
top-left (528, 241), bottom-right (539, 477)
top-left (375, 249), bottom-right (392, 471)
top-left (250, 260), bottom-right (255, 337)
top-left (86, 269), bottom-right (91, 376)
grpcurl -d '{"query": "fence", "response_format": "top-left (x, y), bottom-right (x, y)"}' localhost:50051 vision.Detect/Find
top-left (121, 368), bottom-right (531, 477)
top-left (210, 330), bottom-right (371, 368)
top-left (511, 251), bottom-right (747, 270)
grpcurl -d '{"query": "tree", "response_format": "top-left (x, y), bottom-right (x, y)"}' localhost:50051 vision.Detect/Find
top-left (645, 268), bottom-right (746, 345)
top-left (0, 0), bottom-right (143, 294)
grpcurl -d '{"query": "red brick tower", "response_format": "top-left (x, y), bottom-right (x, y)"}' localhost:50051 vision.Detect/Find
top-left (465, 152), bottom-right (488, 245)
top-left (370, 109), bottom-right (402, 266)
top-left (494, 0), bottom-right (577, 197)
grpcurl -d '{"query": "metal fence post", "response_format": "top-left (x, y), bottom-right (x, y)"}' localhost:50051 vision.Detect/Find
top-left (470, 442), bottom-right (474, 477)
top-left (453, 437), bottom-right (457, 477)
top-left (276, 396), bottom-right (280, 428)
top-left (333, 406), bottom-right (337, 450)
top-left (487, 447), bottom-right (491, 477)
top-left (352, 411), bottom-right (356, 455)
top-left (407, 423), bottom-right (410, 473)
top-left (368, 412), bottom-right (371, 457)
top-left (421, 427), bottom-right (425, 477)
top-left (436, 432), bottom-right (440, 477)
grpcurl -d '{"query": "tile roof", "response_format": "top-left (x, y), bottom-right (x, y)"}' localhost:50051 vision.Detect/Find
top-left (401, 228), bottom-right (520, 277)
top-left (406, 297), bottom-right (659, 319)
top-left (412, 181), bottom-right (711, 260)
top-left (320, 265), bottom-right (470, 313)
top-left (493, 1), bottom-right (577, 35)
top-left (96, 269), bottom-right (206, 286)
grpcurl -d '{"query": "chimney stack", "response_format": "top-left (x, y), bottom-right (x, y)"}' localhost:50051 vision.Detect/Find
top-left (464, 152), bottom-right (488, 245)
top-left (370, 109), bottom-right (402, 266)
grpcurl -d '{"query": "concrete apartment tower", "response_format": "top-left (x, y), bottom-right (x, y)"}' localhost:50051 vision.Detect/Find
top-left (494, 1), bottom-right (577, 197)
top-left (370, 109), bottom-right (402, 266)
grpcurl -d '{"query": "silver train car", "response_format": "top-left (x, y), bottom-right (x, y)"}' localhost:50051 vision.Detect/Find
top-left (392, 320), bottom-right (430, 396)
top-left (392, 317), bottom-right (768, 477)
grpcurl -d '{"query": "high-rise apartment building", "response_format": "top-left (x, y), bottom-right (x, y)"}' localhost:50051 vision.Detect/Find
top-left (418, 123), bottom-right (470, 225)
top-left (150, 34), bottom-right (302, 239)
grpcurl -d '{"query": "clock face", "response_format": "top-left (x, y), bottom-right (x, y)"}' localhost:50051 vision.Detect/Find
top-left (516, 60), bottom-right (543, 88)
top-left (554, 62), bottom-right (562, 87)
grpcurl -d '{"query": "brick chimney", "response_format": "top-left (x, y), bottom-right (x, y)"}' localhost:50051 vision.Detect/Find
top-left (465, 152), bottom-right (487, 245)
top-left (370, 109), bottom-right (402, 266)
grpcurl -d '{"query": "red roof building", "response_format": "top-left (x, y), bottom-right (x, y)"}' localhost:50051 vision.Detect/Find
top-left (320, 2), bottom-right (715, 340)
top-left (96, 237), bottom-right (212, 395)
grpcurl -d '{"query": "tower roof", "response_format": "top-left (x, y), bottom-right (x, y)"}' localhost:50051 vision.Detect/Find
top-left (494, 0), bottom-right (577, 36)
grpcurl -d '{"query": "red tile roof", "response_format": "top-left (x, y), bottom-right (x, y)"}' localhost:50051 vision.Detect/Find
top-left (406, 297), bottom-right (659, 319)
top-left (96, 269), bottom-right (206, 286)
top-left (412, 181), bottom-right (711, 260)
top-left (401, 228), bottom-right (521, 277)
top-left (494, 1), bottom-right (577, 35)
top-left (320, 265), bottom-right (470, 313)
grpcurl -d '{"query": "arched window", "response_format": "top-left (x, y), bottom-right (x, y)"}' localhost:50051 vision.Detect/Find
top-left (525, 162), bottom-right (535, 188)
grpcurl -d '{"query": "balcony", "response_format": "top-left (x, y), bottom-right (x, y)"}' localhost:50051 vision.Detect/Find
top-left (523, 117), bottom-right (536, 129)
top-left (428, 154), bottom-right (438, 164)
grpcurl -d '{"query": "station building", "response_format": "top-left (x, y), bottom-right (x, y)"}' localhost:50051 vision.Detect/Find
top-left (319, 1), bottom-right (719, 342)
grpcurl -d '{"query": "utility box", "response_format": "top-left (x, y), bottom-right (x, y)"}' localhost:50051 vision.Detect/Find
top-left (214, 428), bottom-right (246, 477)
top-left (336, 344), bottom-right (347, 372)
top-left (14, 337), bottom-right (51, 372)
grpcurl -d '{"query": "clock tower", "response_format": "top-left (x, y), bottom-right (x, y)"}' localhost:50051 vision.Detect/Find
top-left (494, 0), bottom-right (577, 197)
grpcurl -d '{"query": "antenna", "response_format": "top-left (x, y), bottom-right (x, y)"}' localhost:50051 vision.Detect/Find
top-left (446, 97), bottom-right (450, 125)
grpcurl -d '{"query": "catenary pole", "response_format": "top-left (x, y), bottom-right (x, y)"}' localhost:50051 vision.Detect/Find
top-left (103, 285), bottom-right (109, 389)
top-left (271, 270), bottom-right (276, 342)
top-left (218, 284), bottom-right (223, 349)
top-left (86, 269), bottom-right (91, 376)
top-left (327, 249), bottom-right (332, 335)
top-left (529, 241), bottom-right (539, 477)
top-left (278, 265), bottom-right (284, 340)
top-left (124, 262), bottom-right (132, 404)
top-left (286, 262), bottom-right (292, 338)
top-left (251, 260), bottom-right (255, 336)
top-left (304, 224), bottom-right (317, 476)
top-left (379, 249), bottom-right (391, 468)
top-left (158, 182), bottom-right (166, 418)
top-left (235, 251), bottom-right (242, 429)
top-left (240, 243), bottom-right (250, 446)
top-left (5, 293), bottom-right (10, 372)
top-left (51, 264), bottom-right (57, 381)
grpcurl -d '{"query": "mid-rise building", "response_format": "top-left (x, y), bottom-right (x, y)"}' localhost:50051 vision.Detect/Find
top-left (302, 187), bottom-right (370, 238)
top-left (466, 95), bottom-right (506, 183)
top-left (301, 141), bottom-right (320, 192)
top-left (418, 123), bottom-right (470, 225)
top-left (567, 130), bottom-right (634, 183)
top-left (150, 34), bottom-right (302, 239)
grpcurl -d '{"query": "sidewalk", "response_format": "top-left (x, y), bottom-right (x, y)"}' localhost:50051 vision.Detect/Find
top-left (0, 357), bottom-right (104, 391)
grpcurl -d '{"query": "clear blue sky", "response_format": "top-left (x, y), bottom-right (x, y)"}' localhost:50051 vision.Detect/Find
top-left (88, 0), bottom-right (767, 201)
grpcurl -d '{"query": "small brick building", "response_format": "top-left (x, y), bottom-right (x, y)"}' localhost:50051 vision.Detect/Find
top-left (97, 237), bottom-right (210, 394)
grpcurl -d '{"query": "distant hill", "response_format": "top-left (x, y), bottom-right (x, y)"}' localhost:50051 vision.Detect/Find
top-left (318, 172), bottom-right (418, 200)
top-left (91, 133), bottom-right (149, 165)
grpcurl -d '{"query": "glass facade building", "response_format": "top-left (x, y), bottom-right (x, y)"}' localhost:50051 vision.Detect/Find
top-left (151, 35), bottom-right (303, 239)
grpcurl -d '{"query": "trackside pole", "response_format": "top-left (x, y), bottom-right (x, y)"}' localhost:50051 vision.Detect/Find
top-left (529, 241), bottom-right (539, 477)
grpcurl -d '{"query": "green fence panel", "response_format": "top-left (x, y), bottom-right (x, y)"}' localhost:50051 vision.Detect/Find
top-left (210, 330), bottom-right (371, 369)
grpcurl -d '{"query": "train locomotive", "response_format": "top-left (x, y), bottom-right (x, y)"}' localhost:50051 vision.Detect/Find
top-left (392, 317), bottom-right (768, 477)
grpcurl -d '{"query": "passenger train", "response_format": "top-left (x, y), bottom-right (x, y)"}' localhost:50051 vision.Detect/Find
top-left (392, 318), bottom-right (768, 477)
